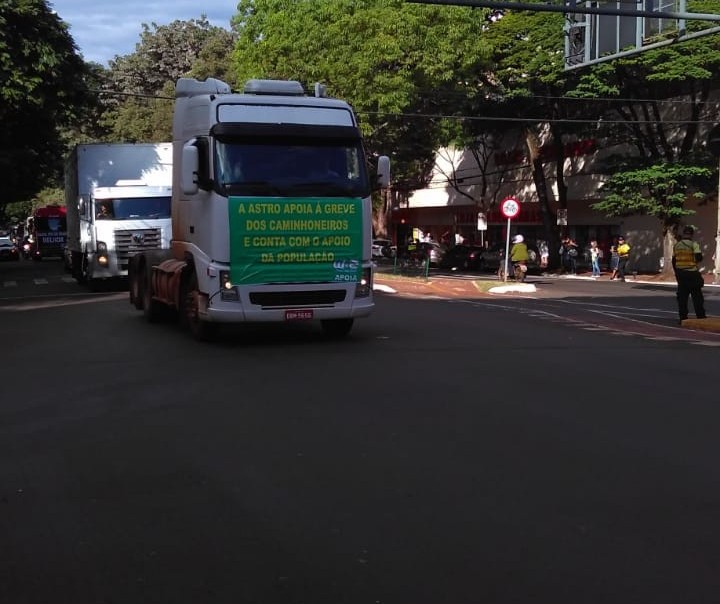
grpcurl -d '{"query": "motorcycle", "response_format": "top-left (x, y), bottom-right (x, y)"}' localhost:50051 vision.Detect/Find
top-left (21, 239), bottom-right (31, 260)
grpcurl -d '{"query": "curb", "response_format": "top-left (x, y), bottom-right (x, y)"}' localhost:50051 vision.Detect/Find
top-left (374, 273), bottom-right (720, 334)
top-left (681, 318), bottom-right (720, 332)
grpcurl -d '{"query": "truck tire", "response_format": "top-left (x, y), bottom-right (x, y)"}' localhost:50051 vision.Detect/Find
top-left (78, 253), bottom-right (89, 285)
top-left (128, 257), bottom-right (144, 310)
top-left (180, 268), bottom-right (216, 341)
top-left (141, 264), bottom-right (162, 323)
top-left (321, 318), bottom-right (354, 339)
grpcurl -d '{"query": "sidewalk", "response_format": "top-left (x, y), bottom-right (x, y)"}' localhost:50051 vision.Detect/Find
top-left (373, 269), bottom-right (720, 332)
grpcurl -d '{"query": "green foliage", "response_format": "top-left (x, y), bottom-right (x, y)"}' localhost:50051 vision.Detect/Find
top-left (592, 164), bottom-right (713, 230)
top-left (0, 186), bottom-right (62, 224)
top-left (0, 0), bottom-right (92, 205)
top-left (230, 0), bottom-right (493, 190)
top-left (101, 17), bottom-right (233, 142)
top-left (572, 8), bottom-right (720, 165)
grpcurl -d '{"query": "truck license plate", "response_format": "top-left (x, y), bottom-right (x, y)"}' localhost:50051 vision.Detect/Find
top-left (285, 309), bottom-right (313, 321)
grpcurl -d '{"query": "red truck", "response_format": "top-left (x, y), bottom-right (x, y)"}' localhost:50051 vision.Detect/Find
top-left (27, 205), bottom-right (67, 261)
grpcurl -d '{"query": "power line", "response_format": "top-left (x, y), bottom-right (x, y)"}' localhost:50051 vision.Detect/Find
top-left (92, 88), bottom-right (719, 125)
top-left (414, 89), bottom-right (717, 106)
top-left (359, 111), bottom-right (719, 125)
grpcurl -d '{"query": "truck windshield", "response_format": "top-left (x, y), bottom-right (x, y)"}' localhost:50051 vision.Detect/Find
top-left (97, 197), bottom-right (171, 220)
top-left (215, 140), bottom-right (370, 197)
top-left (33, 217), bottom-right (67, 233)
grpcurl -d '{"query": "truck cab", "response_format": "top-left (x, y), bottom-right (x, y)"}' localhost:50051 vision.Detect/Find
top-left (130, 78), bottom-right (390, 340)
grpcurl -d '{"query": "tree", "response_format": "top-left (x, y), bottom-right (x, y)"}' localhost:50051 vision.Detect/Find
top-left (101, 17), bottom-right (235, 142)
top-left (570, 2), bottom-right (720, 272)
top-left (0, 0), bottom-right (92, 206)
top-left (592, 164), bottom-right (712, 276)
top-left (445, 5), bottom-right (577, 266)
top-left (230, 0), bottom-right (494, 237)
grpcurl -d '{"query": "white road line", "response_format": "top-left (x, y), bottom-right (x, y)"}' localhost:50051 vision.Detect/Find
top-left (33, 278), bottom-right (49, 285)
top-left (3, 281), bottom-right (18, 287)
top-left (61, 276), bottom-right (75, 283)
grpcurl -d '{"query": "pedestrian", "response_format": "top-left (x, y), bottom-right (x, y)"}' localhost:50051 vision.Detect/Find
top-left (558, 237), bottom-right (578, 274)
top-left (672, 225), bottom-right (706, 323)
top-left (616, 235), bottom-right (631, 281)
top-left (558, 237), bottom-right (568, 273)
top-left (565, 237), bottom-right (579, 274)
top-left (589, 240), bottom-right (602, 277)
top-left (609, 240), bottom-right (619, 280)
top-left (538, 240), bottom-right (549, 270)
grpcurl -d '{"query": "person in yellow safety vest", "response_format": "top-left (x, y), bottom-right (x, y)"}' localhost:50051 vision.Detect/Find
top-left (672, 225), bottom-right (706, 322)
top-left (510, 234), bottom-right (530, 281)
top-left (616, 235), bottom-right (631, 281)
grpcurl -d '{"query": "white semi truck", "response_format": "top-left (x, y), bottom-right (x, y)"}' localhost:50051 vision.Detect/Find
top-left (64, 143), bottom-right (173, 287)
top-left (128, 78), bottom-right (389, 339)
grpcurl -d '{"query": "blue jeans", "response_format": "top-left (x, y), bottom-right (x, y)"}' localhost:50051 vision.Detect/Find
top-left (591, 257), bottom-right (601, 276)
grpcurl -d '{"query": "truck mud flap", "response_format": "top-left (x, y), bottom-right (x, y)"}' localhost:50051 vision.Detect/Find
top-left (152, 259), bottom-right (187, 308)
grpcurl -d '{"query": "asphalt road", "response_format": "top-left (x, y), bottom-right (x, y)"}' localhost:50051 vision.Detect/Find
top-left (2, 259), bottom-right (720, 603)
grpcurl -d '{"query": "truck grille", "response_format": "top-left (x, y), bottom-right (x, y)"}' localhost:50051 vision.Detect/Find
top-left (249, 290), bottom-right (347, 307)
top-left (114, 229), bottom-right (162, 270)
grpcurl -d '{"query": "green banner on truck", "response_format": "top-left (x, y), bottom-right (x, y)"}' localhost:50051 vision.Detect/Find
top-left (228, 197), bottom-right (364, 285)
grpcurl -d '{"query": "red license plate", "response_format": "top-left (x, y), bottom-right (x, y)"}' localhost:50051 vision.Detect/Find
top-left (285, 309), bottom-right (314, 321)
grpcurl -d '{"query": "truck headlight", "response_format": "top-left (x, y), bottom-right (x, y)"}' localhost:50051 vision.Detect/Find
top-left (355, 267), bottom-right (372, 298)
top-left (219, 270), bottom-right (239, 301)
top-left (97, 241), bottom-right (108, 265)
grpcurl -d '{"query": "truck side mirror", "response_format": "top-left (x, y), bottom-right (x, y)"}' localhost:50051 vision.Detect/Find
top-left (377, 155), bottom-right (390, 189)
top-left (182, 144), bottom-right (199, 195)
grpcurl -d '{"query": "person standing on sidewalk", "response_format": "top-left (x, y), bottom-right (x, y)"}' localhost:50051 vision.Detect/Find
top-left (616, 236), bottom-right (631, 281)
top-left (609, 240), bottom-right (620, 280)
top-left (672, 226), bottom-right (706, 322)
top-left (589, 240), bottom-right (602, 277)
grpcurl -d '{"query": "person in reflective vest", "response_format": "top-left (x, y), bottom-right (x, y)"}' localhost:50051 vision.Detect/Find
top-left (672, 225), bottom-right (706, 322)
top-left (616, 236), bottom-right (631, 281)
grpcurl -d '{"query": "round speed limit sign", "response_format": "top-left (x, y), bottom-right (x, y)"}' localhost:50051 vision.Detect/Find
top-left (500, 197), bottom-right (520, 219)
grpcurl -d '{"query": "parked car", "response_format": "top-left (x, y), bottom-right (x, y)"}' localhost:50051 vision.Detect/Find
top-left (418, 241), bottom-right (445, 267)
top-left (439, 244), bottom-right (486, 271)
top-left (396, 241), bottom-right (445, 267)
top-left (0, 235), bottom-right (19, 261)
top-left (372, 238), bottom-right (395, 259)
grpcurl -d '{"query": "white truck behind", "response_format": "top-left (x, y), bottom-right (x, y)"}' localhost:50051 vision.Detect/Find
top-left (129, 78), bottom-right (389, 340)
top-left (64, 143), bottom-right (173, 287)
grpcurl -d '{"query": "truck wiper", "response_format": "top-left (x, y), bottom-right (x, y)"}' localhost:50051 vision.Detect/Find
top-left (287, 182), bottom-right (355, 196)
top-left (222, 181), bottom-right (285, 196)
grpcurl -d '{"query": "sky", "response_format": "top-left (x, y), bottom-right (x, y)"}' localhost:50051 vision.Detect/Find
top-left (48, 0), bottom-right (237, 66)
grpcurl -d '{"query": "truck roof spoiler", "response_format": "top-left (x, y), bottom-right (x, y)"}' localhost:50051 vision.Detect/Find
top-left (176, 77), bottom-right (232, 99)
top-left (243, 79), bottom-right (305, 96)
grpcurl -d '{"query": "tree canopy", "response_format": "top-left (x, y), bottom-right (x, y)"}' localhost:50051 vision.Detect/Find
top-left (100, 17), bottom-right (235, 142)
top-left (231, 0), bottom-right (493, 189)
top-left (0, 0), bottom-right (91, 207)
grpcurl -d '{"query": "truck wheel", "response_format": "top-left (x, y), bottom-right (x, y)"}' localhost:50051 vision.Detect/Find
top-left (129, 258), bottom-right (144, 310)
top-left (180, 268), bottom-right (215, 341)
top-left (77, 253), bottom-right (89, 285)
top-left (142, 264), bottom-right (162, 323)
top-left (321, 318), bottom-right (354, 339)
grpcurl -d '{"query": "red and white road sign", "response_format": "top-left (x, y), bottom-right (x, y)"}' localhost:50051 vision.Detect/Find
top-left (500, 197), bottom-right (520, 219)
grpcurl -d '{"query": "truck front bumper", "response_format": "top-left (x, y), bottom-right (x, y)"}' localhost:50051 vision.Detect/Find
top-left (200, 284), bottom-right (374, 323)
